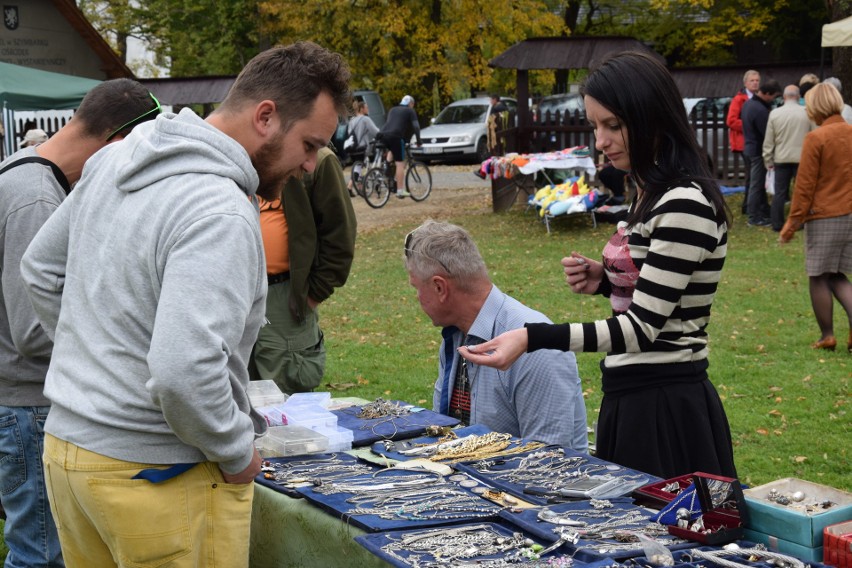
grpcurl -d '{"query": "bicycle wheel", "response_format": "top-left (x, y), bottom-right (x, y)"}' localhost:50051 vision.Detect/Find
top-left (406, 161), bottom-right (432, 202)
top-left (350, 161), bottom-right (366, 197)
top-left (363, 167), bottom-right (390, 208)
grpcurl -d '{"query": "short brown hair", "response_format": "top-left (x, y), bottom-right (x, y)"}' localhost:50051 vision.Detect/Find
top-left (75, 78), bottom-right (157, 139)
top-left (805, 82), bottom-right (844, 125)
top-left (220, 41), bottom-right (351, 130)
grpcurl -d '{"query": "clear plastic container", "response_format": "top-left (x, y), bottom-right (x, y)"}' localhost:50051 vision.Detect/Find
top-left (255, 425), bottom-right (329, 458)
top-left (283, 391), bottom-right (331, 409)
top-left (314, 424), bottom-right (354, 452)
top-left (282, 406), bottom-right (337, 431)
top-left (247, 380), bottom-right (289, 408)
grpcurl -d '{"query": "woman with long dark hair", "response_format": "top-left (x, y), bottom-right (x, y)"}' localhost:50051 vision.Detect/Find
top-left (461, 51), bottom-right (736, 479)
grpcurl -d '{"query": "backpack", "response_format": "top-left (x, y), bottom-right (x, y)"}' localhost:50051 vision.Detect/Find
top-left (345, 116), bottom-right (363, 150)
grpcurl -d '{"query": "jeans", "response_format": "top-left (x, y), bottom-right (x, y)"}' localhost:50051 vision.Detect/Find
top-left (0, 406), bottom-right (64, 568)
top-left (771, 163), bottom-right (798, 231)
top-left (747, 155), bottom-right (770, 222)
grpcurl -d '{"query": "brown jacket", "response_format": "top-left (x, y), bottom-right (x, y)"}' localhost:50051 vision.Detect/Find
top-left (781, 115), bottom-right (852, 240)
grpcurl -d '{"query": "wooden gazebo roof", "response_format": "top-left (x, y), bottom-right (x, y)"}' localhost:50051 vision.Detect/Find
top-left (489, 36), bottom-right (664, 70)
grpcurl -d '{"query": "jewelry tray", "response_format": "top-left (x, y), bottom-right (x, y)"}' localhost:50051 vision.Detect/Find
top-left (295, 468), bottom-right (501, 532)
top-left (254, 452), bottom-right (377, 498)
top-left (369, 424), bottom-right (492, 461)
top-left (667, 472), bottom-right (748, 545)
top-left (331, 400), bottom-right (459, 447)
top-left (498, 499), bottom-right (693, 561)
top-left (354, 521), bottom-right (571, 568)
top-left (454, 446), bottom-right (659, 506)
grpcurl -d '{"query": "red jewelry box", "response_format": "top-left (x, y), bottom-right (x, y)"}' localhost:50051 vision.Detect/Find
top-left (632, 473), bottom-right (695, 510)
top-left (666, 472), bottom-right (749, 545)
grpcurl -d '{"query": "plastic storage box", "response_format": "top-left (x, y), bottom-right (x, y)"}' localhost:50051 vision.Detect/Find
top-left (284, 391), bottom-right (331, 409)
top-left (247, 380), bottom-right (289, 407)
top-left (255, 425), bottom-right (329, 458)
top-left (315, 424), bottom-right (354, 452)
top-left (281, 405), bottom-right (337, 432)
top-left (744, 478), bottom-right (852, 548)
top-left (823, 520), bottom-right (852, 568)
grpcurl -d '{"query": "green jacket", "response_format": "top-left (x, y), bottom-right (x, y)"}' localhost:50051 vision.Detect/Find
top-left (282, 147), bottom-right (357, 322)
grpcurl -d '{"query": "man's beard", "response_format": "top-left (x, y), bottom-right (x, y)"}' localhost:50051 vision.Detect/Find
top-left (251, 132), bottom-right (294, 201)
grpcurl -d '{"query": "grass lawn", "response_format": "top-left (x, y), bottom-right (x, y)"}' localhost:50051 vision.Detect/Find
top-left (1, 193), bottom-right (847, 562)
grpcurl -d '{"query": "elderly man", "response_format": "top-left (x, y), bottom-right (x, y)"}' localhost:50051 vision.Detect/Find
top-left (405, 220), bottom-right (588, 450)
top-left (762, 85), bottom-right (814, 232)
top-left (726, 69), bottom-right (760, 215)
top-left (21, 42), bottom-right (350, 568)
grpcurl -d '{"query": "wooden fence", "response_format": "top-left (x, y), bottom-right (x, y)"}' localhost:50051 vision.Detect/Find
top-left (496, 103), bottom-right (747, 185)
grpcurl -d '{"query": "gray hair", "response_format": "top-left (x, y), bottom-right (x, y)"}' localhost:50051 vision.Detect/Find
top-left (404, 220), bottom-right (488, 290)
top-left (824, 77), bottom-right (842, 91)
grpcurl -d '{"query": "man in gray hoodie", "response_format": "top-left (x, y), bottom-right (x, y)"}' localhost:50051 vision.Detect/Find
top-left (21, 41), bottom-right (350, 568)
top-left (0, 78), bottom-right (158, 568)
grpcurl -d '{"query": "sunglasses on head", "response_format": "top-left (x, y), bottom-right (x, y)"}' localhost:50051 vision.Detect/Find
top-left (106, 92), bottom-right (162, 141)
top-left (404, 230), bottom-right (451, 274)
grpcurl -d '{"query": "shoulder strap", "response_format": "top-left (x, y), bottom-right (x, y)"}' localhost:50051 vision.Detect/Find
top-left (0, 156), bottom-right (72, 194)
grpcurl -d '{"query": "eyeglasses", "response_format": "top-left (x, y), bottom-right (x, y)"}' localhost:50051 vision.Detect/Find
top-left (404, 230), bottom-right (451, 274)
top-left (106, 93), bottom-right (162, 141)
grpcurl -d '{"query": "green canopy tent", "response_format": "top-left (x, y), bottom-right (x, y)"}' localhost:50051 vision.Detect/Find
top-left (1, 61), bottom-right (101, 157)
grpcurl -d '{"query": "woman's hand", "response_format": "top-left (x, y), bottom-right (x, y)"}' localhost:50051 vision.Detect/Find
top-left (562, 252), bottom-right (603, 295)
top-left (458, 328), bottom-right (528, 371)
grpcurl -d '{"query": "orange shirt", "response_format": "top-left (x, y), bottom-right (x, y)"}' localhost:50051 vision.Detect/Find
top-left (257, 196), bottom-right (289, 274)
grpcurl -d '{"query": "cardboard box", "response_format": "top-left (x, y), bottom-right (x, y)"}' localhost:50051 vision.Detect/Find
top-left (744, 478), bottom-right (852, 548)
top-left (824, 520), bottom-right (852, 568)
top-left (667, 472), bottom-right (747, 545)
top-left (743, 528), bottom-right (824, 563)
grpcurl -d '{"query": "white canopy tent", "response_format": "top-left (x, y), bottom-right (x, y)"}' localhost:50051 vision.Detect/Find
top-left (822, 15), bottom-right (852, 47)
top-left (819, 16), bottom-right (852, 81)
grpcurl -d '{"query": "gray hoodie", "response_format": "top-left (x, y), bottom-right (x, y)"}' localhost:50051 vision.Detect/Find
top-left (21, 109), bottom-right (267, 474)
top-left (0, 147), bottom-right (62, 406)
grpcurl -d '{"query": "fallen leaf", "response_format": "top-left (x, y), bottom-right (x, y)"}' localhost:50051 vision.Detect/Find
top-left (756, 428), bottom-right (769, 436)
top-left (773, 430), bottom-right (783, 435)
top-left (326, 382), bottom-right (357, 391)
top-left (768, 409), bottom-right (782, 417)
top-left (769, 386), bottom-right (783, 392)
top-left (774, 397), bottom-right (783, 403)
top-left (793, 456), bottom-right (807, 463)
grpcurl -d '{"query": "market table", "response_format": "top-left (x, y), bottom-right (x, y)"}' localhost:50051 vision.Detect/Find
top-left (249, 483), bottom-right (387, 568)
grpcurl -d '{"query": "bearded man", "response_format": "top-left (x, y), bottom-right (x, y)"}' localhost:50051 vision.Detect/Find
top-left (20, 41), bottom-right (350, 568)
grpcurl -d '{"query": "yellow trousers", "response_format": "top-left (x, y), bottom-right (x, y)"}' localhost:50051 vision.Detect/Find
top-left (43, 434), bottom-right (254, 568)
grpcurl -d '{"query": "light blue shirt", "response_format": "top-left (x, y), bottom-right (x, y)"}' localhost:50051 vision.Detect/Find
top-left (433, 285), bottom-right (588, 451)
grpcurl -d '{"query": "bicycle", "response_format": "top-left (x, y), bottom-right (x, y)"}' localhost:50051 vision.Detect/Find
top-left (351, 141), bottom-right (432, 209)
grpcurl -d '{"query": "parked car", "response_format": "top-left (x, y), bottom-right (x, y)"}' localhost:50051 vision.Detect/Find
top-left (537, 92), bottom-right (586, 120)
top-left (331, 89), bottom-right (386, 163)
top-left (684, 97), bottom-right (732, 176)
top-left (410, 97), bottom-right (517, 164)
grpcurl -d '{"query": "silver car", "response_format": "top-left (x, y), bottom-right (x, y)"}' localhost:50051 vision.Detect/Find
top-left (410, 97), bottom-right (517, 163)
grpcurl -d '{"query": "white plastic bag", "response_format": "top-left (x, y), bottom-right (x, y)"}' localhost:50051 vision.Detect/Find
top-left (765, 168), bottom-right (775, 196)
top-left (343, 134), bottom-right (355, 150)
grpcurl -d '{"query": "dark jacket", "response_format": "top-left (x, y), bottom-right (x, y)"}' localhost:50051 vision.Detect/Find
top-left (379, 105), bottom-right (421, 144)
top-left (282, 147), bottom-right (357, 322)
top-left (741, 95), bottom-right (772, 158)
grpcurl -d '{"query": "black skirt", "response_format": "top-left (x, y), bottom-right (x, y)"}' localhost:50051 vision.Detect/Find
top-left (595, 359), bottom-right (738, 480)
